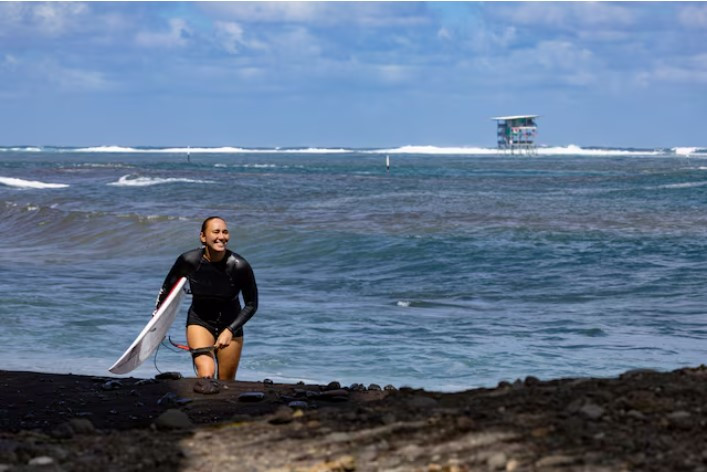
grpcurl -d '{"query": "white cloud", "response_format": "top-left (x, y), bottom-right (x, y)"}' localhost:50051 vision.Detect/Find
top-left (677, 5), bottom-right (707, 28)
top-left (376, 64), bottom-right (411, 84)
top-left (2, 54), bottom-right (18, 68)
top-left (50, 66), bottom-right (111, 92)
top-left (31, 2), bottom-right (88, 35)
top-left (199, 2), bottom-right (427, 27)
top-left (267, 27), bottom-right (322, 58)
top-left (135, 18), bottom-right (192, 48)
top-left (214, 21), bottom-right (267, 54)
top-left (636, 54), bottom-right (707, 86)
top-left (0, 2), bottom-right (89, 37)
top-left (437, 27), bottom-right (452, 41)
top-left (532, 41), bottom-right (594, 71)
top-left (500, 3), bottom-right (635, 29)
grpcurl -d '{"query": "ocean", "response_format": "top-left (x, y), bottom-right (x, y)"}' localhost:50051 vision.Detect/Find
top-left (1, 144), bottom-right (706, 391)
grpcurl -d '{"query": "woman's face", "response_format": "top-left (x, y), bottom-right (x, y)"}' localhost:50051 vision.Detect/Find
top-left (200, 218), bottom-right (230, 253)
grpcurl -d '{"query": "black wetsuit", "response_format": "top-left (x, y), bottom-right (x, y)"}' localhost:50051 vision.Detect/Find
top-left (156, 248), bottom-right (258, 338)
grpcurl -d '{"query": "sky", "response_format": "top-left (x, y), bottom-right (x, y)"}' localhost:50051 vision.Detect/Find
top-left (0, 2), bottom-right (706, 149)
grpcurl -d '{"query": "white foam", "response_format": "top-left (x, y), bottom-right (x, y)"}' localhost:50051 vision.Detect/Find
top-left (75, 146), bottom-right (141, 153)
top-left (0, 144), bottom-right (689, 157)
top-left (397, 300), bottom-right (412, 307)
top-left (108, 175), bottom-right (212, 187)
top-left (0, 176), bottom-right (69, 189)
top-left (0, 146), bottom-right (42, 152)
top-left (370, 144), bottom-right (662, 157)
top-left (673, 147), bottom-right (698, 156)
top-left (73, 146), bottom-right (350, 154)
top-left (658, 181), bottom-right (707, 189)
top-left (372, 145), bottom-right (494, 155)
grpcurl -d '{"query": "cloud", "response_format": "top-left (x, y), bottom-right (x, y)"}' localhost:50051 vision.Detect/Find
top-left (265, 26), bottom-right (322, 58)
top-left (135, 18), bottom-right (192, 48)
top-left (199, 2), bottom-right (428, 27)
top-left (0, 2), bottom-right (89, 37)
top-left (214, 21), bottom-right (267, 54)
top-left (498, 3), bottom-right (636, 29)
top-left (48, 65), bottom-right (112, 92)
top-left (677, 4), bottom-right (707, 28)
top-left (636, 53), bottom-right (707, 86)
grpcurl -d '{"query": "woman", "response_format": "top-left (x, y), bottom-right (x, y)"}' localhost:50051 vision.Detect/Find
top-left (156, 216), bottom-right (258, 380)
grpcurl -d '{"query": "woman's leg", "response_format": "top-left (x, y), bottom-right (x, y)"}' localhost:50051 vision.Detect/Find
top-left (216, 335), bottom-right (244, 380)
top-left (187, 324), bottom-right (217, 378)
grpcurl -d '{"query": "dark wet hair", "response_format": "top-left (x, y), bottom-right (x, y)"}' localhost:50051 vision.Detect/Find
top-left (201, 216), bottom-right (226, 233)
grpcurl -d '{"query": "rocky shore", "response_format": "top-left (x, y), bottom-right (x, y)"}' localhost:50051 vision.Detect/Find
top-left (2, 366), bottom-right (707, 471)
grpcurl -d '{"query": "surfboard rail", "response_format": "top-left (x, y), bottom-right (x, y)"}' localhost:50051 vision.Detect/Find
top-left (109, 277), bottom-right (187, 374)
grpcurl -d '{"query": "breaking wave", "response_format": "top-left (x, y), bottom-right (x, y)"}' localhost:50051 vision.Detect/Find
top-left (0, 176), bottom-right (69, 189)
top-left (108, 175), bottom-right (213, 187)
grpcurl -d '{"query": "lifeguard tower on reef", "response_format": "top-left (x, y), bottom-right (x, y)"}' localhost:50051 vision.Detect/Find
top-left (492, 115), bottom-right (539, 154)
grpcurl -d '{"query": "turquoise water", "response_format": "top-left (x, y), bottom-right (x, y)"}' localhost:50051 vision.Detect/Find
top-left (1, 147), bottom-right (706, 390)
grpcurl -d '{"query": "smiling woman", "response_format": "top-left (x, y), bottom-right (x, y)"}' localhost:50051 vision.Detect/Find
top-left (155, 216), bottom-right (259, 383)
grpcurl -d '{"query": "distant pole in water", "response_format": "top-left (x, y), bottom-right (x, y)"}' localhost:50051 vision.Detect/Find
top-left (187, 146), bottom-right (191, 163)
top-left (386, 155), bottom-right (390, 173)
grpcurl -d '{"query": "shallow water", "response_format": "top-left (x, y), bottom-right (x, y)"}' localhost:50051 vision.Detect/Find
top-left (1, 149), bottom-right (706, 390)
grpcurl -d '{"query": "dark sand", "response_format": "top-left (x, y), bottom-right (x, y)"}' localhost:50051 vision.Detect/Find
top-left (2, 366), bottom-right (707, 471)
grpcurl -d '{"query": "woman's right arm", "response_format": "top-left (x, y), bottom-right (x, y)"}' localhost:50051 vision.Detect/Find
top-left (154, 250), bottom-right (200, 311)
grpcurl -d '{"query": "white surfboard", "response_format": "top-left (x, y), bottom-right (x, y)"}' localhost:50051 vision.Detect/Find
top-left (109, 277), bottom-right (188, 374)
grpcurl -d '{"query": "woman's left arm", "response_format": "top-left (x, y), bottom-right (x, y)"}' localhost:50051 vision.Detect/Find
top-left (226, 259), bottom-right (259, 335)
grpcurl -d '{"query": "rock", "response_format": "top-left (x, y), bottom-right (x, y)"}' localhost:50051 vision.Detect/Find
top-left (367, 384), bottom-right (382, 391)
top-left (324, 381), bottom-right (341, 391)
top-left (51, 418), bottom-right (95, 439)
top-left (269, 406), bottom-right (294, 424)
top-left (320, 389), bottom-right (349, 402)
top-left (579, 403), bottom-right (605, 420)
top-left (238, 391), bottom-right (265, 402)
top-left (154, 409), bottom-right (193, 430)
top-left (384, 384), bottom-right (397, 391)
top-left (406, 395), bottom-right (438, 410)
top-left (68, 418), bottom-right (95, 434)
top-left (155, 371), bottom-right (182, 380)
top-left (487, 452), bottom-right (507, 470)
top-left (620, 368), bottom-right (658, 379)
top-left (455, 416), bottom-right (474, 431)
top-left (288, 401), bottom-right (308, 410)
top-left (134, 378), bottom-right (157, 386)
top-left (193, 378), bottom-right (220, 395)
top-left (524, 376), bottom-right (540, 386)
top-left (157, 392), bottom-right (193, 407)
top-left (28, 456), bottom-right (54, 466)
top-left (535, 455), bottom-right (577, 468)
top-left (263, 378), bottom-right (274, 385)
top-left (100, 380), bottom-right (123, 391)
top-left (349, 383), bottom-right (365, 391)
top-left (667, 410), bottom-right (693, 429)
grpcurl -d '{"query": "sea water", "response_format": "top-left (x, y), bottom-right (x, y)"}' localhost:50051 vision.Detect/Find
top-left (1, 145), bottom-right (706, 391)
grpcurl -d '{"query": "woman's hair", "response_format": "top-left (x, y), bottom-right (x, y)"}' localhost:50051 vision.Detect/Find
top-left (201, 215), bottom-right (226, 233)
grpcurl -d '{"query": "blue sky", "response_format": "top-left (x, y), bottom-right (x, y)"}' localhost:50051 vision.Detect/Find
top-left (1, 2), bottom-right (706, 148)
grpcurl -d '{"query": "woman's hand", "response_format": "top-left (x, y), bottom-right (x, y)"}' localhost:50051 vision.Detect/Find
top-left (215, 329), bottom-right (233, 349)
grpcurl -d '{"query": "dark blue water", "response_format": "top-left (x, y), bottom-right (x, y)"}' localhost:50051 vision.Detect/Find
top-left (1, 148), bottom-right (706, 390)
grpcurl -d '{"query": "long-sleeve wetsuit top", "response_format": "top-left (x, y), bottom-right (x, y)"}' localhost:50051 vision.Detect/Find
top-left (156, 248), bottom-right (258, 334)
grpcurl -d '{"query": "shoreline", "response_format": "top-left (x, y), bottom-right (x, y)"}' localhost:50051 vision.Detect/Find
top-left (2, 366), bottom-right (707, 471)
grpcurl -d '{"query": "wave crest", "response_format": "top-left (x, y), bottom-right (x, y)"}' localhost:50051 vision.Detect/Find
top-left (108, 175), bottom-right (213, 187)
top-left (0, 176), bottom-right (69, 189)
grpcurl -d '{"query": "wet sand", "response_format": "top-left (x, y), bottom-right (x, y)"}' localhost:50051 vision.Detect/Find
top-left (2, 366), bottom-right (707, 471)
